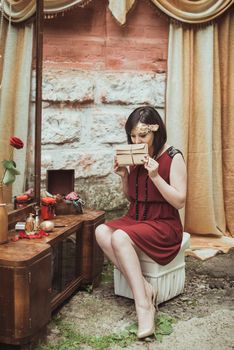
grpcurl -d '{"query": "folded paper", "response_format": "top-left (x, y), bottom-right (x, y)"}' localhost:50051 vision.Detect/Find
top-left (116, 144), bottom-right (148, 166)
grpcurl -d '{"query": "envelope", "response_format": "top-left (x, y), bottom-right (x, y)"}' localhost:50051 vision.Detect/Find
top-left (116, 144), bottom-right (148, 166)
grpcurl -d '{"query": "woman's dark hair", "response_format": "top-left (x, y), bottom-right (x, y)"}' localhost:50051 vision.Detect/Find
top-left (125, 106), bottom-right (167, 157)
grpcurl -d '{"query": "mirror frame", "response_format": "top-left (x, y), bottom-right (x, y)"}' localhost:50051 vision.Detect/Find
top-left (34, 0), bottom-right (43, 204)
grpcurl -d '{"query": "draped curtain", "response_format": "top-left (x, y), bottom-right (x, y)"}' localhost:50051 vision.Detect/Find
top-left (2, 0), bottom-right (233, 23)
top-left (166, 12), bottom-right (234, 237)
top-left (0, 15), bottom-right (33, 202)
top-left (150, 0), bottom-right (233, 24)
top-left (1, 0), bottom-right (233, 237)
top-left (1, 0), bottom-right (94, 22)
top-left (108, 0), bottom-right (233, 25)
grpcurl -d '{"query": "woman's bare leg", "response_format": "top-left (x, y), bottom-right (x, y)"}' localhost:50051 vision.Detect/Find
top-left (111, 229), bottom-right (155, 337)
top-left (95, 224), bottom-right (122, 269)
top-left (95, 224), bottom-right (152, 298)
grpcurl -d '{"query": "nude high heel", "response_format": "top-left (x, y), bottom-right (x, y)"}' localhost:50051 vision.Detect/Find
top-left (137, 283), bottom-right (158, 339)
top-left (137, 303), bottom-right (156, 339)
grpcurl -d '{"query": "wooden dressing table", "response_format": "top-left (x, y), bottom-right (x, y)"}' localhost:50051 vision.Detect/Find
top-left (0, 209), bottom-right (105, 348)
top-left (0, 1), bottom-right (106, 348)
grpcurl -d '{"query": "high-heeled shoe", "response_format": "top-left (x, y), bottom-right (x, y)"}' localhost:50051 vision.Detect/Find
top-left (137, 303), bottom-right (156, 339)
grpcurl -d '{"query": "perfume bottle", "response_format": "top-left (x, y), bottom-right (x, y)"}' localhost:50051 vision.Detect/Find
top-left (34, 206), bottom-right (41, 232)
top-left (25, 213), bottom-right (35, 235)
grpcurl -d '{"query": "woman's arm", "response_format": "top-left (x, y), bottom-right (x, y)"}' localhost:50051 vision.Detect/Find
top-left (145, 154), bottom-right (187, 209)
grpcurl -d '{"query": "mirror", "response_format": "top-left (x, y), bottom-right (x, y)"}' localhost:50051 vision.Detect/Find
top-left (0, 0), bottom-right (43, 221)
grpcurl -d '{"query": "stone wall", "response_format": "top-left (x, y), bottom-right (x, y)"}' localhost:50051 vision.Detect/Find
top-left (39, 70), bottom-right (166, 218)
top-left (39, 0), bottom-right (168, 219)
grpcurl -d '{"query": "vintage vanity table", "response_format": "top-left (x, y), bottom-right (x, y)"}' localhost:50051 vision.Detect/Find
top-left (0, 209), bottom-right (105, 348)
top-left (0, 0), bottom-right (105, 348)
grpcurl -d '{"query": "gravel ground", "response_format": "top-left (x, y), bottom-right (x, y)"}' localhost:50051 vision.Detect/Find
top-left (43, 252), bottom-right (234, 350)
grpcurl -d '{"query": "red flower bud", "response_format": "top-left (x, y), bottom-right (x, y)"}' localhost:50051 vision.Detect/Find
top-left (10, 136), bottom-right (24, 149)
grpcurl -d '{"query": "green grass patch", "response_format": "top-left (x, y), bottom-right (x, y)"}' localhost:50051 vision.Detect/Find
top-left (100, 261), bottom-right (114, 284)
top-left (36, 313), bottom-right (175, 350)
top-left (154, 313), bottom-right (175, 342)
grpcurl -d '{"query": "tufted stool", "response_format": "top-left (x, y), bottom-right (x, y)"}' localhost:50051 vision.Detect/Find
top-left (114, 232), bottom-right (190, 305)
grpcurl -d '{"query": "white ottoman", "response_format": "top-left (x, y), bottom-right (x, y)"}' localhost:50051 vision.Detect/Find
top-left (114, 232), bottom-right (190, 305)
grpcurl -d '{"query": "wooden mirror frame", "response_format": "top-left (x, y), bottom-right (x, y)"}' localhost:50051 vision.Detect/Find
top-left (8, 0), bottom-right (43, 227)
top-left (35, 0), bottom-right (43, 204)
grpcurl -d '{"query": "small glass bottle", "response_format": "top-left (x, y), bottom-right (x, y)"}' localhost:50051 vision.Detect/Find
top-left (34, 206), bottom-right (41, 232)
top-left (25, 213), bottom-right (35, 235)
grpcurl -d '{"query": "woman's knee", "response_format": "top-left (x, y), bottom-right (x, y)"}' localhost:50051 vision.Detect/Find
top-left (95, 224), bottom-right (112, 247)
top-left (111, 229), bottom-right (132, 251)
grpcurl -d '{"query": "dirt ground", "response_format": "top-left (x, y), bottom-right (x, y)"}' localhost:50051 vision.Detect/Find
top-left (44, 252), bottom-right (234, 350)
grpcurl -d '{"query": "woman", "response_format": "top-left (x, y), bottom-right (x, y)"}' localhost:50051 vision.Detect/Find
top-left (95, 106), bottom-right (187, 339)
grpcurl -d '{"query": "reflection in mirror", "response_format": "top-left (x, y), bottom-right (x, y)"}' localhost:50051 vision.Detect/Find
top-left (0, 0), bottom-right (42, 217)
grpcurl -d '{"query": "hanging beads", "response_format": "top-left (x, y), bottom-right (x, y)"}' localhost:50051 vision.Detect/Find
top-left (135, 167), bottom-right (140, 220)
top-left (143, 175), bottom-right (149, 220)
top-left (135, 166), bottom-right (149, 221)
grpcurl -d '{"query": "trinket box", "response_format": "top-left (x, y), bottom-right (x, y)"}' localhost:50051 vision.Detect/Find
top-left (116, 144), bottom-right (148, 166)
top-left (47, 169), bottom-right (74, 195)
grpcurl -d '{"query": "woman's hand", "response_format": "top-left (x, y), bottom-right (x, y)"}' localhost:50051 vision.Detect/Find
top-left (114, 157), bottom-right (128, 178)
top-left (144, 155), bottom-right (159, 179)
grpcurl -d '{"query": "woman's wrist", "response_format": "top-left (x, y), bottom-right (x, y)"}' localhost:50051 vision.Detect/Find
top-left (121, 168), bottom-right (129, 178)
top-left (150, 173), bottom-right (160, 182)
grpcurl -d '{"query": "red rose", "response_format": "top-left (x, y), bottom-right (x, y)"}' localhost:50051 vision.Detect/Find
top-left (10, 136), bottom-right (24, 149)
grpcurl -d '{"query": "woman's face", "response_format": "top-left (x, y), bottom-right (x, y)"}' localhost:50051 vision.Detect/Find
top-left (130, 126), bottom-right (155, 155)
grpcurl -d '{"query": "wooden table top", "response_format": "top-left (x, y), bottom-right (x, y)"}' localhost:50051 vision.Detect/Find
top-left (0, 209), bottom-right (105, 267)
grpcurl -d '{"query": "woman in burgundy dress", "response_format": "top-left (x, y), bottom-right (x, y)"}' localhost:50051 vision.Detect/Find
top-left (95, 106), bottom-right (187, 339)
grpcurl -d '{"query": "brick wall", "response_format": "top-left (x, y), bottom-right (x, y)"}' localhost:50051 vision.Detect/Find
top-left (43, 0), bottom-right (168, 72)
top-left (39, 0), bottom-right (169, 218)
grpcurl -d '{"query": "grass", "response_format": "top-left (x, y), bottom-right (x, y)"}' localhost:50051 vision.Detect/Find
top-left (100, 260), bottom-right (115, 284)
top-left (37, 263), bottom-right (175, 349)
top-left (36, 313), bottom-right (175, 350)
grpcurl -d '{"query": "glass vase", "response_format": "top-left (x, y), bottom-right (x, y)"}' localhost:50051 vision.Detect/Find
top-left (0, 184), bottom-right (8, 244)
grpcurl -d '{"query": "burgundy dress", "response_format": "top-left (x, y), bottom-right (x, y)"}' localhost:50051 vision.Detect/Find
top-left (106, 146), bottom-right (183, 266)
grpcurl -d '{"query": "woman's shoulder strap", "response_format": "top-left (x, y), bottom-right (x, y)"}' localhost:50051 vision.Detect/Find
top-left (167, 146), bottom-right (183, 159)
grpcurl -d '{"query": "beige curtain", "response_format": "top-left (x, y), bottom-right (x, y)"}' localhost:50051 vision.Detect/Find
top-left (1, 0), bottom-right (94, 22)
top-left (2, 0), bottom-right (233, 24)
top-left (1, 0), bottom-right (36, 22)
top-left (108, 0), bottom-right (135, 25)
top-left (166, 11), bottom-right (234, 237)
top-left (150, 0), bottom-right (234, 24)
top-left (220, 13), bottom-right (234, 237)
top-left (0, 17), bottom-right (33, 202)
top-left (108, 0), bottom-right (233, 25)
